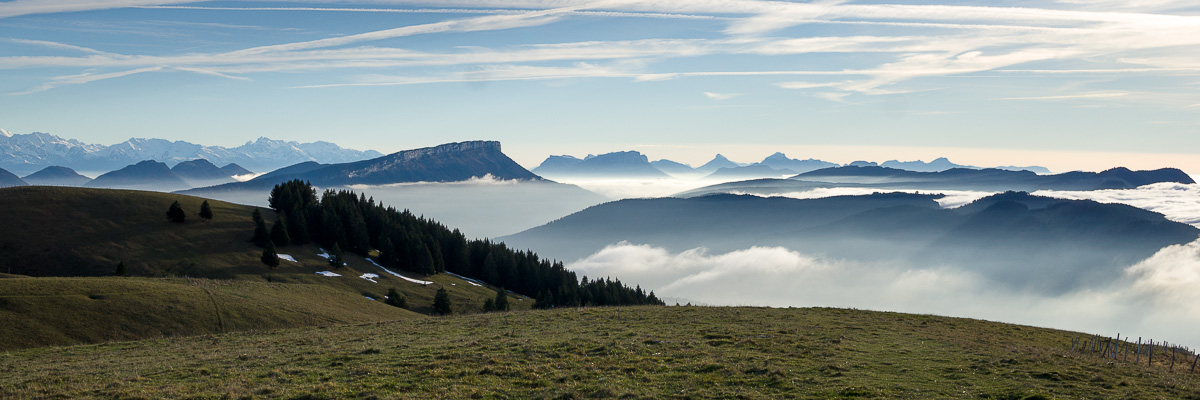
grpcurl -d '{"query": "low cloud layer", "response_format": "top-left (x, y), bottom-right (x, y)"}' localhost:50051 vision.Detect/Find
top-left (569, 240), bottom-right (1200, 346)
top-left (756, 183), bottom-right (1200, 227)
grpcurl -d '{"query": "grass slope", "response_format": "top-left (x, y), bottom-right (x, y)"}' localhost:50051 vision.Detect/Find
top-left (4, 307), bottom-right (1199, 399)
top-left (0, 277), bottom-right (422, 351)
top-left (0, 186), bottom-right (531, 350)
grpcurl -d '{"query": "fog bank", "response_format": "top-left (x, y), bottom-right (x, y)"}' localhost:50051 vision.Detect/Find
top-left (568, 240), bottom-right (1200, 346)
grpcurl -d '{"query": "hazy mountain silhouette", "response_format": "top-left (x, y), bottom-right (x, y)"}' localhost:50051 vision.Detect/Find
top-left (533, 151), bottom-right (669, 178)
top-left (758, 152), bottom-right (837, 173)
top-left (501, 192), bottom-right (1198, 293)
top-left (22, 166), bottom-right (91, 186)
top-left (172, 159), bottom-right (233, 180)
top-left (650, 159), bottom-right (700, 177)
top-left (880, 157), bottom-right (973, 172)
top-left (219, 163), bottom-right (253, 177)
top-left (186, 141), bottom-right (540, 193)
top-left (703, 165), bottom-right (796, 180)
top-left (679, 166), bottom-right (1195, 196)
top-left (696, 154), bottom-right (741, 174)
top-left (0, 166), bottom-right (27, 187)
top-left (85, 160), bottom-right (190, 191)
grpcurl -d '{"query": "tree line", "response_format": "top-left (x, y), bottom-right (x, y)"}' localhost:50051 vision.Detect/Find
top-left (259, 179), bottom-right (662, 308)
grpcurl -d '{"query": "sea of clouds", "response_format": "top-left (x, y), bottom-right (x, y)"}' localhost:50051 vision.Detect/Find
top-left (569, 239), bottom-right (1200, 346)
top-left (565, 182), bottom-right (1200, 345)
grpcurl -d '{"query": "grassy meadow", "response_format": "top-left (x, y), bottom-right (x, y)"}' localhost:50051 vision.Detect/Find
top-left (4, 306), bottom-right (1199, 399)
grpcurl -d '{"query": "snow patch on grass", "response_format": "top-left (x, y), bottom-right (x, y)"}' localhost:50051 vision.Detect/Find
top-left (360, 273), bottom-right (380, 283)
top-left (446, 272), bottom-right (484, 287)
top-left (277, 254), bottom-right (298, 263)
top-left (315, 271), bottom-right (341, 277)
top-left (365, 258), bottom-right (433, 285)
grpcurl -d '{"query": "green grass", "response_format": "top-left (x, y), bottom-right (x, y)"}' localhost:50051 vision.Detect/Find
top-left (0, 277), bottom-right (423, 351)
top-left (0, 186), bottom-right (531, 350)
top-left (3, 306), bottom-right (1199, 399)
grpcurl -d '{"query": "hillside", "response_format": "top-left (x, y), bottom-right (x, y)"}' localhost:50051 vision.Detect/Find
top-left (0, 277), bottom-right (422, 350)
top-left (0, 186), bottom-right (536, 348)
top-left (4, 306), bottom-right (1198, 398)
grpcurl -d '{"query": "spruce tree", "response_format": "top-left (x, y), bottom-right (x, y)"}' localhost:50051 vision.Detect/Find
top-left (114, 261), bottom-right (126, 276)
top-left (494, 286), bottom-right (509, 312)
top-left (252, 209), bottom-right (270, 247)
top-left (384, 288), bottom-right (407, 308)
top-left (433, 288), bottom-right (452, 315)
top-left (261, 241), bottom-right (280, 268)
top-left (198, 200), bottom-right (213, 221)
top-left (483, 298), bottom-right (495, 312)
top-left (329, 242), bottom-right (345, 268)
top-left (271, 213), bottom-right (291, 247)
top-left (166, 200), bottom-right (186, 223)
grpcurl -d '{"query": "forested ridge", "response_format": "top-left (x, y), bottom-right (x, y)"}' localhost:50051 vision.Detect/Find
top-left (264, 179), bottom-right (661, 308)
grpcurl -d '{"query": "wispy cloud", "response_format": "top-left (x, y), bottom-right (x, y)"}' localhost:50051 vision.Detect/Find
top-left (702, 92), bottom-right (740, 100)
top-left (11, 66), bottom-right (163, 95)
top-left (1001, 91), bottom-right (1130, 101)
top-left (5, 0), bottom-right (1200, 104)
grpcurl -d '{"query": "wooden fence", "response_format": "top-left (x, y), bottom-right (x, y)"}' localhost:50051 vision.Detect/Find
top-left (1070, 333), bottom-right (1199, 373)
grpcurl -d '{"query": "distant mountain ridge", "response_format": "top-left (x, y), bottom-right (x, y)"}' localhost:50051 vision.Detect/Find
top-left (0, 166), bottom-right (26, 187)
top-left (186, 140), bottom-right (541, 193)
top-left (0, 130), bottom-right (382, 175)
top-left (533, 151), bottom-right (669, 178)
top-left (22, 166), bottom-right (92, 186)
top-left (679, 165), bottom-right (1195, 197)
top-left (85, 160), bottom-right (191, 191)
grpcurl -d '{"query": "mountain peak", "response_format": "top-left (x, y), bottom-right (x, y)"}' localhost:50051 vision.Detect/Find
top-left (0, 129), bottom-right (11, 138)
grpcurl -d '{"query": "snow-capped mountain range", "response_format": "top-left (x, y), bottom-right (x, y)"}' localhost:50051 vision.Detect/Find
top-left (0, 130), bottom-right (383, 175)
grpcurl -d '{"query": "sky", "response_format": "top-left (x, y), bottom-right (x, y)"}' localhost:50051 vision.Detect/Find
top-left (2, 0), bottom-right (1200, 174)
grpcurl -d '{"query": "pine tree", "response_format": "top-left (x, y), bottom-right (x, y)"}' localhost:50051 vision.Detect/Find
top-left (271, 213), bottom-right (291, 247)
top-left (252, 208), bottom-right (270, 247)
top-left (384, 288), bottom-right (407, 308)
top-left (114, 261), bottom-right (126, 276)
top-left (261, 241), bottom-right (280, 268)
top-left (494, 286), bottom-right (509, 312)
top-left (198, 200), bottom-right (213, 221)
top-left (433, 288), bottom-right (452, 315)
top-left (329, 242), bottom-right (345, 268)
top-left (166, 200), bottom-right (186, 223)
top-left (380, 237), bottom-right (398, 268)
top-left (483, 298), bottom-right (495, 312)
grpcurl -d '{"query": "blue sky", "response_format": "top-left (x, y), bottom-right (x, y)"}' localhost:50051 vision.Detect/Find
top-left (2, 0), bottom-right (1199, 173)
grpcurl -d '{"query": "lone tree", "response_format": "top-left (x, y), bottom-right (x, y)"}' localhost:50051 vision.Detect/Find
top-left (493, 286), bottom-right (510, 312)
top-left (199, 200), bottom-right (213, 221)
top-left (166, 200), bottom-right (186, 223)
top-left (114, 261), bottom-right (126, 276)
top-left (261, 240), bottom-right (280, 268)
top-left (384, 288), bottom-right (407, 309)
top-left (251, 208), bottom-right (270, 247)
top-left (433, 288), bottom-right (452, 315)
top-left (328, 243), bottom-right (345, 268)
top-left (270, 213), bottom-right (291, 247)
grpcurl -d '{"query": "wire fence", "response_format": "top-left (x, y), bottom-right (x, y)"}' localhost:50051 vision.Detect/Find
top-left (1070, 333), bottom-right (1199, 374)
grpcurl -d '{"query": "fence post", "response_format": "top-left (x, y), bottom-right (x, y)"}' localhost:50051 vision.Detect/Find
top-left (1149, 340), bottom-right (1153, 366)
top-left (1124, 338), bottom-right (1130, 362)
top-left (1191, 353), bottom-right (1198, 373)
top-left (1170, 343), bottom-right (1176, 371)
top-left (1114, 334), bottom-right (1121, 359)
top-left (1071, 337), bottom-right (1079, 352)
top-left (1136, 337), bottom-right (1142, 364)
